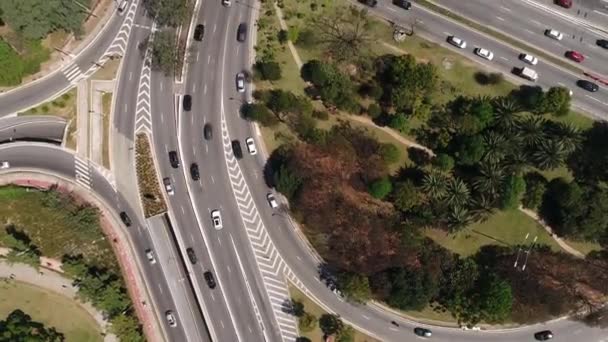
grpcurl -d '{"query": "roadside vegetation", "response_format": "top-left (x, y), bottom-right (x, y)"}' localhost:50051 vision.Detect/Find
top-left (0, 308), bottom-right (66, 341)
top-left (288, 285), bottom-right (380, 342)
top-left (0, 185), bottom-right (143, 340)
top-left (135, 133), bottom-right (167, 217)
top-left (0, 282), bottom-right (102, 341)
top-left (251, 0), bottom-right (608, 327)
top-left (0, 0), bottom-right (92, 86)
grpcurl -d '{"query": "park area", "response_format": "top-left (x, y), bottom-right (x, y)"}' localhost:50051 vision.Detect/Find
top-left (0, 280), bottom-right (103, 342)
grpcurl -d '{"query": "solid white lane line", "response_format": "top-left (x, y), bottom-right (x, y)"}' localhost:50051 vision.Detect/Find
top-left (496, 16), bottom-right (505, 21)
top-left (500, 56), bottom-right (509, 61)
top-left (196, 51), bottom-right (199, 62)
top-left (160, 82), bottom-right (163, 91)
top-left (193, 84), bottom-right (197, 93)
top-left (500, 6), bottom-right (511, 12)
top-left (129, 72), bottom-right (133, 80)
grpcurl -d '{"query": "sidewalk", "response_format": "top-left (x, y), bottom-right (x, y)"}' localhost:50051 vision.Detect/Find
top-left (0, 261), bottom-right (117, 342)
top-left (90, 80), bottom-right (115, 166)
top-left (77, 79), bottom-right (89, 157)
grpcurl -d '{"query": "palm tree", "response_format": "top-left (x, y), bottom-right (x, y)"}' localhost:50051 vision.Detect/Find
top-left (471, 194), bottom-right (497, 223)
top-left (473, 161), bottom-right (506, 199)
top-left (517, 115), bottom-right (547, 148)
top-left (482, 131), bottom-right (508, 164)
top-left (444, 177), bottom-right (471, 208)
top-left (493, 97), bottom-right (521, 132)
top-left (421, 171), bottom-right (449, 200)
top-left (447, 205), bottom-right (473, 231)
top-left (546, 122), bottom-right (581, 154)
top-left (504, 151), bottom-right (529, 175)
top-left (532, 139), bottom-right (568, 170)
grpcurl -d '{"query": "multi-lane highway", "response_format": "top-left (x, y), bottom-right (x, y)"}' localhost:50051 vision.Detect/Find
top-left (370, 0), bottom-right (608, 119)
top-left (432, 0), bottom-right (608, 75)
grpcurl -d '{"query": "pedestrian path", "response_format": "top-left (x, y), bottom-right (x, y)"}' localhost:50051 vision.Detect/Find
top-left (0, 261), bottom-right (117, 342)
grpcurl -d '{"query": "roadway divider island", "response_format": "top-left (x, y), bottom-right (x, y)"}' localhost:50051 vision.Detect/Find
top-left (135, 133), bottom-right (167, 218)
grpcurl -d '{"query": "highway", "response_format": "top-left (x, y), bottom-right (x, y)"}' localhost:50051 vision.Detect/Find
top-left (431, 0), bottom-right (608, 75)
top-left (0, 143), bottom-right (209, 342)
top-left (0, 0), bottom-right (139, 117)
top-left (370, 0), bottom-right (608, 119)
top-left (0, 115), bottom-right (66, 143)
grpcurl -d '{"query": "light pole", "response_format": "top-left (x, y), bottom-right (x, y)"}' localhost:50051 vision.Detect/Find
top-left (513, 233), bottom-right (530, 268)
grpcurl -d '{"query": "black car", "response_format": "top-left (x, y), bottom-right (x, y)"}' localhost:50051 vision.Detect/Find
top-left (204, 123), bottom-right (213, 140)
top-left (358, 0), bottom-right (378, 7)
top-left (186, 248), bottom-right (197, 264)
top-left (231, 140), bottom-right (243, 159)
top-left (237, 23), bottom-right (247, 42)
top-left (190, 163), bottom-right (200, 181)
top-left (120, 212), bottom-right (132, 227)
top-left (204, 271), bottom-right (216, 289)
top-left (193, 24), bottom-right (205, 41)
top-left (534, 330), bottom-right (554, 341)
top-left (597, 39), bottom-right (608, 49)
top-left (577, 79), bottom-right (599, 92)
top-left (414, 327), bottom-right (432, 338)
top-left (183, 95), bottom-right (192, 111)
top-left (169, 151), bottom-right (180, 168)
top-left (392, 0), bottom-right (412, 9)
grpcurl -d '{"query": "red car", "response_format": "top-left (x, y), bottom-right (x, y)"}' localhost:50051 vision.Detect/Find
top-left (566, 50), bottom-right (585, 62)
top-left (556, 0), bottom-right (572, 8)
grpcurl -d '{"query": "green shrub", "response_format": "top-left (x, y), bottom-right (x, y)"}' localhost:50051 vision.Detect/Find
top-left (369, 177), bottom-right (393, 199)
top-left (312, 110), bottom-right (329, 120)
top-left (367, 103), bottom-right (381, 118)
top-left (379, 143), bottom-right (401, 164)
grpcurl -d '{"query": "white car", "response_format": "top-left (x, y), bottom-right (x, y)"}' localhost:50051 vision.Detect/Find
top-left (474, 48), bottom-right (494, 61)
top-left (245, 137), bottom-right (257, 155)
top-left (236, 73), bottom-right (245, 93)
top-left (0, 161), bottom-right (9, 169)
top-left (447, 36), bottom-right (467, 49)
top-left (222, 0), bottom-right (231, 6)
top-left (545, 29), bottom-right (564, 41)
top-left (163, 177), bottom-right (174, 196)
top-left (145, 249), bottom-right (156, 264)
top-left (267, 193), bottom-right (278, 209)
top-left (211, 210), bottom-right (223, 230)
top-left (165, 311), bottom-right (177, 327)
top-left (519, 53), bottom-right (538, 65)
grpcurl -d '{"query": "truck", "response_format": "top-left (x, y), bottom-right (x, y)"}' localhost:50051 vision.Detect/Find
top-left (518, 67), bottom-right (538, 82)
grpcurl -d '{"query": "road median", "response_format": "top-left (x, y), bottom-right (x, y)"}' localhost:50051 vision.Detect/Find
top-left (135, 133), bottom-right (167, 218)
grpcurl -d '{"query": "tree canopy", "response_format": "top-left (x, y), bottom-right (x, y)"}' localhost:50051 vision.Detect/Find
top-left (0, 309), bottom-right (64, 342)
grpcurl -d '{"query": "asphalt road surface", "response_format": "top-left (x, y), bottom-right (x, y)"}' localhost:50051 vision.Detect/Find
top-left (0, 115), bottom-right (66, 143)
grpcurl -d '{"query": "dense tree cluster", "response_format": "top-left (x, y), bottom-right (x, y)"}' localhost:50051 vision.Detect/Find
top-left (0, 309), bottom-right (63, 342)
top-left (143, 0), bottom-right (190, 28)
top-left (0, 0), bottom-right (90, 40)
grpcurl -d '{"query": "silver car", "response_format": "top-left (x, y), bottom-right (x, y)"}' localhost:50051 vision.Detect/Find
top-left (447, 36), bottom-right (467, 49)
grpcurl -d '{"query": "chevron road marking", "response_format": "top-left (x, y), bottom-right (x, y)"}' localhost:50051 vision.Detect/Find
top-left (134, 47), bottom-right (153, 134)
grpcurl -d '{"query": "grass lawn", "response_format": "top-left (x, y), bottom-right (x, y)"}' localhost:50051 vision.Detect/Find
top-left (563, 239), bottom-right (603, 255)
top-left (92, 58), bottom-right (122, 81)
top-left (0, 186), bottom-right (116, 269)
top-left (425, 209), bottom-right (562, 256)
top-left (20, 88), bottom-right (77, 119)
top-left (101, 93), bottom-right (112, 169)
top-left (289, 284), bottom-right (380, 342)
top-left (0, 280), bottom-right (102, 342)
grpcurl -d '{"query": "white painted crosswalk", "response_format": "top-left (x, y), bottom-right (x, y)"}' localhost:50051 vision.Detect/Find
top-left (62, 64), bottom-right (83, 84)
top-left (74, 155), bottom-right (91, 189)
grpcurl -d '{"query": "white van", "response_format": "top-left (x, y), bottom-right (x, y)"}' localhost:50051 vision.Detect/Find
top-left (518, 67), bottom-right (538, 82)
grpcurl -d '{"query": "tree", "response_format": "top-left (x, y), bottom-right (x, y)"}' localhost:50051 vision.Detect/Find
top-left (378, 54), bottom-right (438, 114)
top-left (149, 30), bottom-right (178, 75)
top-left (385, 267), bottom-right (437, 311)
top-left (143, 0), bottom-right (190, 27)
top-left (517, 116), bottom-right (547, 148)
top-left (500, 175), bottom-right (526, 210)
top-left (255, 60), bottom-right (282, 80)
top-left (421, 171), bottom-right (449, 200)
top-left (368, 177), bottom-right (392, 199)
top-left (311, 5), bottom-right (372, 61)
top-left (0, 309), bottom-right (64, 341)
top-left (539, 86), bottom-right (571, 117)
top-left (337, 272), bottom-right (372, 303)
top-left (454, 135), bottom-right (486, 166)
top-left (433, 153), bottom-right (455, 172)
top-left (389, 114), bottom-right (409, 133)
top-left (319, 314), bottom-right (344, 336)
top-left (473, 161), bottom-right (505, 199)
top-left (477, 274), bottom-right (513, 323)
top-left (379, 143), bottom-right (400, 164)
top-left (392, 181), bottom-right (424, 212)
top-left (298, 313), bottom-right (317, 332)
top-left (546, 122), bottom-right (580, 154)
top-left (367, 103), bottom-right (382, 119)
top-left (110, 314), bottom-right (144, 342)
top-left (274, 165), bottom-right (303, 200)
top-left (337, 325), bottom-right (355, 342)
top-left (301, 60), bottom-right (356, 111)
top-left (522, 172), bottom-right (547, 210)
top-left (493, 97), bottom-right (521, 132)
top-left (532, 139), bottom-right (568, 170)
top-left (277, 29), bottom-right (288, 44)
top-left (0, 0), bottom-right (88, 40)
top-left (241, 103), bottom-right (278, 126)
top-left (444, 178), bottom-right (470, 208)
top-left (568, 122), bottom-right (608, 183)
